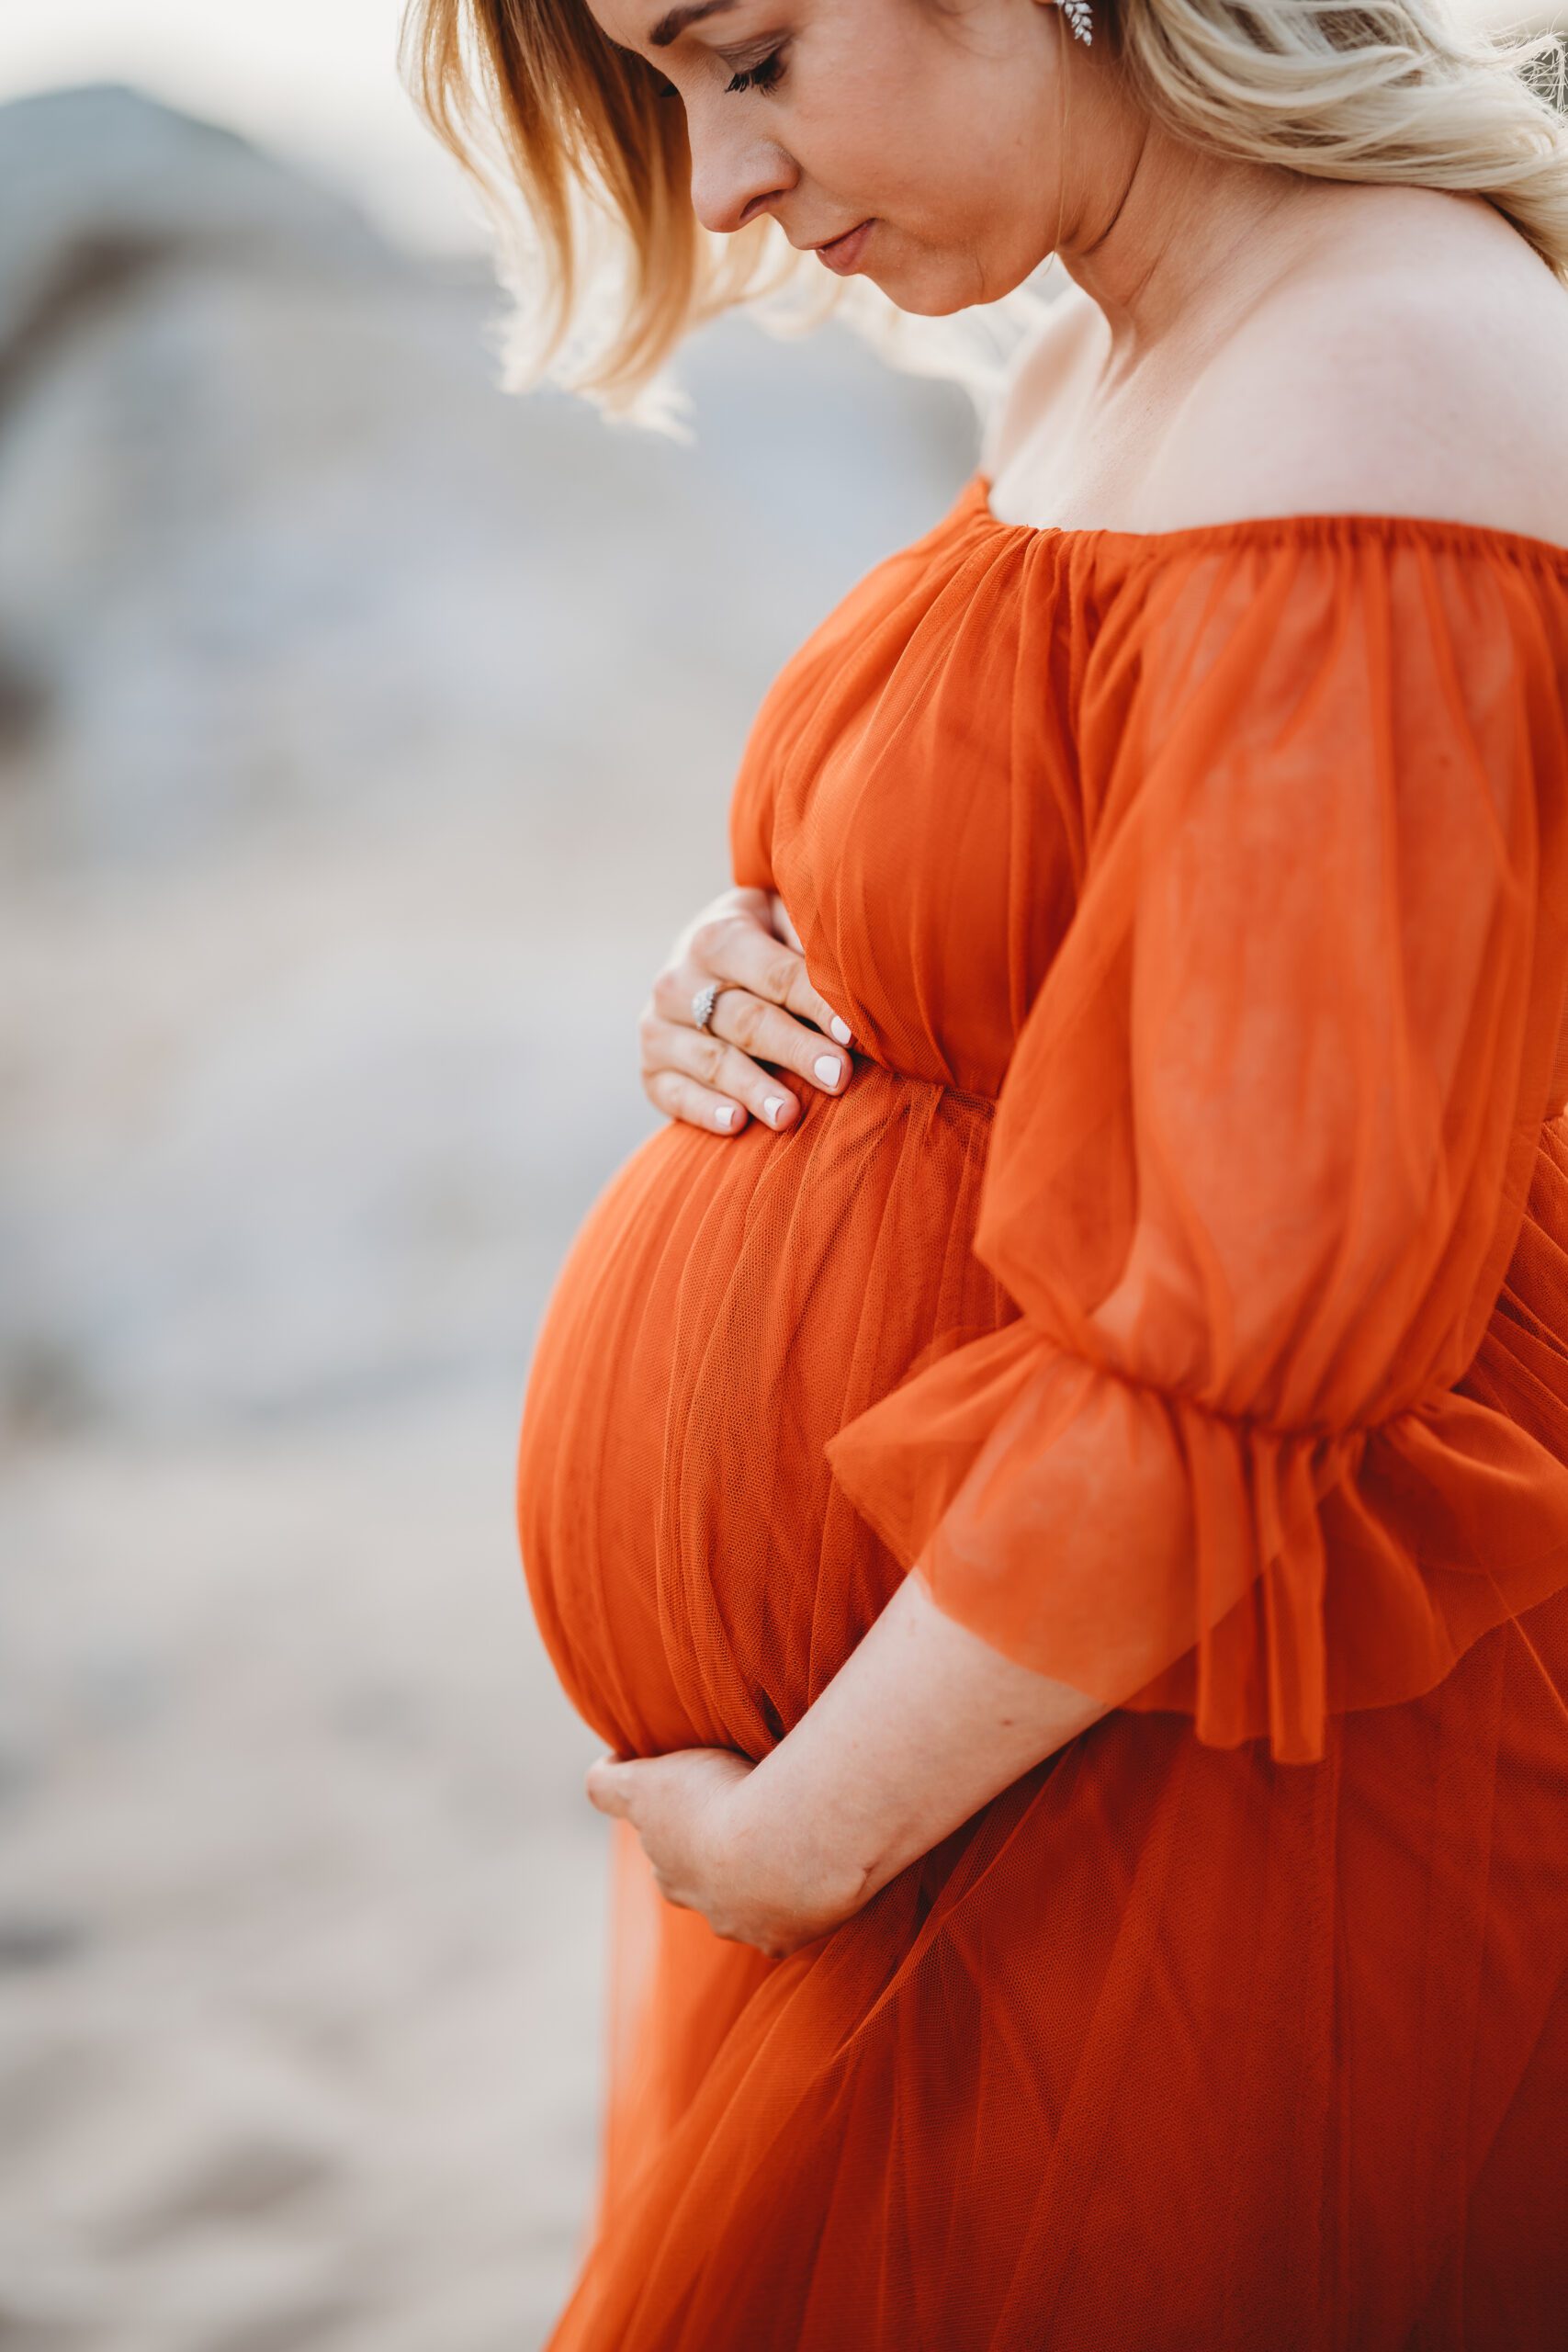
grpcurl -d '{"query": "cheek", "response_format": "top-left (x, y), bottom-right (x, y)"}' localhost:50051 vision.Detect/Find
top-left (820, 89), bottom-right (1015, 234)
top-left (789, 74), bottom-right (925, 197)
top-left (805, 125), bottom-right (947, 238)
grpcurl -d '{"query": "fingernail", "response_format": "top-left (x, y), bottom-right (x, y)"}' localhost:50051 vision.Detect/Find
top-left (814, 1056), bottom-right (841, 1086)
top-left (764, 1094), bottom-right (788, 1124)
top-left (716, 1103), bottom-right (736, 1128)
top-left (829, 1016), bottom-right (852, 1045)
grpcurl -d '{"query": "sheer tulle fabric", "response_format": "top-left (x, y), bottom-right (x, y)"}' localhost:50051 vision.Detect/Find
top-left (828, 526), bottom-right (1568, 1761)
top-left (515, 477), bottom-right (1568, 2349)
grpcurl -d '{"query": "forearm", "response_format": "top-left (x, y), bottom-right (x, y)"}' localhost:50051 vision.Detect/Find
top-left (729, 1568), bottom-right (1111, 1916)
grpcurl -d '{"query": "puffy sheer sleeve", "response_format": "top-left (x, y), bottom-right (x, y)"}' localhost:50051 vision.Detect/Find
top-left (825, 525), bottom-right (1568, 1762)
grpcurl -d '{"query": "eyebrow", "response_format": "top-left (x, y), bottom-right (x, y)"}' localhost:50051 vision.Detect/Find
top-left (648, 0), bottom-right (737, 48)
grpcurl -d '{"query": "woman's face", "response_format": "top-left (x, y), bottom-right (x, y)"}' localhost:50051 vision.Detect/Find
top-left (584, 0), bottom-right (1077, 311)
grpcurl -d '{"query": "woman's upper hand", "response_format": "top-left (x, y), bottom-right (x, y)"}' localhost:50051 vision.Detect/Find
top-left (638, 884), bottom-right (857, 1136)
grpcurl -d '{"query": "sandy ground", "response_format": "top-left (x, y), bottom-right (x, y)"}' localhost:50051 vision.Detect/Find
top-left (0, 1398), bottom-right (606, 2352)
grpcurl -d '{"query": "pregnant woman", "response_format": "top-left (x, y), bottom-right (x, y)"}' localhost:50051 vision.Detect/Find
top-left (407, 0), bottom-right (1568, 2341)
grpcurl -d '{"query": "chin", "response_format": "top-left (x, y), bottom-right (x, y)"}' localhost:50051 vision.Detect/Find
top-left (879, 251), bottom-right (1035, 317)
top-left (883, 287), bottom-right (967, 316)
top-left (876, 267), bottom-right (981, 317)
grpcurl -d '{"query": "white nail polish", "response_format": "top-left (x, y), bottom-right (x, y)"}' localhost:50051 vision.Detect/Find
top-left (716, 1103), bottom-right (736, 1128)
top-left (765, 1094), bottom-right (787, 1123)
top-left (829, 1016), bottom-right (852, 1046)
top-left (814, 1056), bottom-right (841, 1085)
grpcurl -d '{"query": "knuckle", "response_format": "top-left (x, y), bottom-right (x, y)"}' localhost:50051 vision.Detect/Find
top-left (765, 945), bottom-right (801, 1003)
top-left (728, 992), bottom-right (766, 1052)
top-left (688, 915), bottom-right (730, 967)
top-left (650, 967), bottom-right (687, 1021)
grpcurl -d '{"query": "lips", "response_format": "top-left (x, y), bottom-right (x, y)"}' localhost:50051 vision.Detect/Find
top-left (811, 219), bottom-right (874, 275)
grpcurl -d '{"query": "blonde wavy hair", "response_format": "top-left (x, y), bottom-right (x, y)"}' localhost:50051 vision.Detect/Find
top-left (399, 0), bottom-right (1568, 434)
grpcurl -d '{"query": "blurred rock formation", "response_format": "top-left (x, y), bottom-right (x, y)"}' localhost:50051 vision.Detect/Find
top-left (0, 80), bottom-right (973, 1433)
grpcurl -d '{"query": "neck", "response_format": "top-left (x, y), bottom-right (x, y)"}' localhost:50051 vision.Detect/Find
top-left (1052, 79), bottom-right (1323, 365)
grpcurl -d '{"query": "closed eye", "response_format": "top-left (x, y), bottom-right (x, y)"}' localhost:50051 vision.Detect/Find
top-left (726, 47), bottom-right (786, 94)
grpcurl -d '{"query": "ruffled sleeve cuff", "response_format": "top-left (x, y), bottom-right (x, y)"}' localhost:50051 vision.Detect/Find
top-left (824, 1198), bottom-right (1568, 1768)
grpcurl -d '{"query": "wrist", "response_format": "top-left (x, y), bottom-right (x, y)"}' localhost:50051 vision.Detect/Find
top-left (725, 1749), bottom-right (874, 1931)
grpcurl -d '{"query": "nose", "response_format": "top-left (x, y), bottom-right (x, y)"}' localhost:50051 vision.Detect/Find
top-left (685, 107), bottom-right (797, 237)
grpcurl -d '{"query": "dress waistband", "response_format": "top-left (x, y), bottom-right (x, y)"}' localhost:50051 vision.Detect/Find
top-left (852, 1056), bottom-right (1000, 1110)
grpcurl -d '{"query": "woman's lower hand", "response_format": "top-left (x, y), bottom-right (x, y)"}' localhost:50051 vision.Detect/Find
top-left (638, 884), bottom-right (856, 1137)
top-left (584, 1745), bottom-right (868, 1959)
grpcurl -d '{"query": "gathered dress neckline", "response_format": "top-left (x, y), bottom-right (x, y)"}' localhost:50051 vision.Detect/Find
top-left (970, 467), bottom-right (1568, 569)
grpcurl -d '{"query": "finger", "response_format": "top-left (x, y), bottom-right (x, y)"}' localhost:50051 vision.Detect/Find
top-left (767, 891), bottom-right (804, 955)
top-left (679, 911), bottom-right (854, 1054)
top-left (704, 985), bottom-right (850, 1102)
top-left (679, 885), bottom-right (773, 945)
top-left (584, 1756), bottom-right (636, 1816)
top-left (652, 969), bottom-right (851, 1103)
top-left (644, 1018), bottom-right (803, 1132)
top-left (642, 1061), bottom-right (762, 1136)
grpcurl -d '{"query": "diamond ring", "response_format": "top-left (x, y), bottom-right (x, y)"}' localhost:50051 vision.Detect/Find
top-left (692, 980), bottom-right (723, 1031)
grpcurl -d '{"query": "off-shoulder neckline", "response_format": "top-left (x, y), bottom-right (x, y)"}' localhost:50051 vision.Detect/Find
top-left (968, 469), bottom-right (1568, 570)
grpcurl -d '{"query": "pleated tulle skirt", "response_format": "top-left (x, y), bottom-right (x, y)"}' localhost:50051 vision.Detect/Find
top-left (546, 1578), bottom-right (1568, 2352)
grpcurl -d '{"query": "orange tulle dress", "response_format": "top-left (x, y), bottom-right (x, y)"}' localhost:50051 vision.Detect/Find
top-left (516, 470), bottom-right (1568, 2351)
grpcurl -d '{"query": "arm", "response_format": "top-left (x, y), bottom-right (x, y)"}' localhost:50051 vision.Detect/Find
top-left (584, 1572), bottom-right (1107, 1958)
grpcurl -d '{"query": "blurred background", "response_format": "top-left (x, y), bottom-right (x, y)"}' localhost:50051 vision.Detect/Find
top-left (0, 6), bottom-right (978, 2350)
top-left (0, 4), bottom-right (1559, 2349)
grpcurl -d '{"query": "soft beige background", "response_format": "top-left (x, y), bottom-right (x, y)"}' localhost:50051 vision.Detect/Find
top-left (0, 17), bottom-right (976, 2350)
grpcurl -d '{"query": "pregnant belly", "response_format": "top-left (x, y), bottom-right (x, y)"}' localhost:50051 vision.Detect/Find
top-left (515, 1065), bottom-right (1013, 1759)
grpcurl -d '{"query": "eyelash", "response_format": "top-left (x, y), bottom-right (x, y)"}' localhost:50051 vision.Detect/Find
top-left (650, 44), bottom-right (787, 101)
top-left (725, 48), bottom-right (786, 96)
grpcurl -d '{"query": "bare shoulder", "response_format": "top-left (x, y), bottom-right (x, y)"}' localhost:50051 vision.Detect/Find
top-left (1154, 190), bottom-right (1568, 546)
top-left (979, 276), bottom-right (1106, 480)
